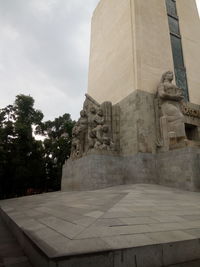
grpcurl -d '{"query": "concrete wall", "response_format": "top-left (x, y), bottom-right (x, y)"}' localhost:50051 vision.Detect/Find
top-left (88, 0), bottom-right (134, 104)
top-left (62, 154), bottom-right (124, 191)
top-left (88, 0), bottom-right (200, 105)
top-left (176, 0), bottom-right (200, 105)
top-left (88, 0), bottom-right (174, 103)
top-left (118, 90), bottom-right (157, 155)
top-left (132, 0), bottom-right (174, 94)
top-left (156, 147), bottom-right (200, 191)
top-left (62, 148), bottom-right (200, 192)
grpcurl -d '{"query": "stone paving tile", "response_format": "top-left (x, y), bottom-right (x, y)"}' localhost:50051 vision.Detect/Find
top-left (146, 230), bottom-right (196, 243)
top-left (56, 238), bottom-right (111, 256)
top-left (180, 215), bottom-right (200, 221)
top-left (73, 216), bottom-right (97, 227)
top-left (119, 216), bottom-right (159, 225)
top-left (1, 184), bottom-right (200, 258)
top-left (84, 210), bottom-right (104, 218)
top-left (180, 220), bottom-right (200, 229)
top-left (102, 233), bottom-right (155, 249)
top-left (151, 215), bottom-right (186, 223)
top-left (93, 218), bottom-right (126, 227)
top-left (147, 222), bottom-right (189, 232)
top-left (184, 228), bottom-right (200, 237)
top-left (75, 224), bottom-right (152, 239)
top-left (26, 226), bottom-right (70, 256)
top-left (38, 216), bottom-right (85, 239)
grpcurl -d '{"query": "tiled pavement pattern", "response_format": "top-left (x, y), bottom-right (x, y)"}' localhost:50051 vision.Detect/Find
top-left (0, 216), bottom-right (32, 267)
top-left (1, 184), bottom-right (200, 266)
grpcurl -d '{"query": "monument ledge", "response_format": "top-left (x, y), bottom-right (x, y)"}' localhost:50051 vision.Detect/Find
top-left (1, 184), bottom-right (200, 267)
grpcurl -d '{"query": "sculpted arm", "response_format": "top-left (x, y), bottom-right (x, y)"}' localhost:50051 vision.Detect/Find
top-left (158, 84), bottom-right (183, 101)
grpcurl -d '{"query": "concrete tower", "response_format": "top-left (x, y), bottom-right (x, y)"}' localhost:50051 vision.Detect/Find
top-left (88, 0), bottom-right (200, 105)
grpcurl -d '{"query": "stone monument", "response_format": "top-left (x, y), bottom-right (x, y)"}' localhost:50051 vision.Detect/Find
top-left (2, 2), bottom-right (200, 267)
top-left (62, 0), bottom-right (200, 191)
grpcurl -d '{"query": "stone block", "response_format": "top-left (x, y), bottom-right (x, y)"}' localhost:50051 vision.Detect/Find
top-left (163, 239), bottom-right (200, 266)
top-left (62, 147), bottom-right (200, 192)
top-left (59, 253), bottom-right (114, 267)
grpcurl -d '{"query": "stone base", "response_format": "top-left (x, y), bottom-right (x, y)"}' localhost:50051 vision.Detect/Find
top-left (62, 147), bottom-right (200, 192)
top-left (156, 147), bottom-right (200, 191)
top-left (2, 184), bottom-right (200, 267)
top-left (62, 154), bottom-right (123, 191)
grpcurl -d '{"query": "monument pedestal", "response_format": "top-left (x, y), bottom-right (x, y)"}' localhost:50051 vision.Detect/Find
top-left (62, 147), bottom-right (200, 192)
top-left (2, 184), bottom-right (200, 267)
top-left (62, 153), bottom-right (123, 191)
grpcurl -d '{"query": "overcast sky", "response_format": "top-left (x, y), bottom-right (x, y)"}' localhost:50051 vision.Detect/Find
top-left (0, 0), bottom-right (200, 121)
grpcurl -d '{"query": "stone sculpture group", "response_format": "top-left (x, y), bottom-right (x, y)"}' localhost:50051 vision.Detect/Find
top-left (71, 95), bottom-right (114, 159)
top-left (70, 71), bottom-right (199, 159)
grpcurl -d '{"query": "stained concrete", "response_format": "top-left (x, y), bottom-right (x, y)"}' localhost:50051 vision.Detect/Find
top-left (0, 215), bottom-right (32, 267)
top-left (62, 147), bottom-right (200, 192)
top-left (2, 184), bottom-right (200, 266)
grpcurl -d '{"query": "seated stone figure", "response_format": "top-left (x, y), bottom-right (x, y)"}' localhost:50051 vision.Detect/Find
top-left (157, 71), bottom-right (186, 148)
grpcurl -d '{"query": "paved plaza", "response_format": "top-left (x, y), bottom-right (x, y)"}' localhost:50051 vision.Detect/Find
top-left (1, 184), bottom-right (200, 266)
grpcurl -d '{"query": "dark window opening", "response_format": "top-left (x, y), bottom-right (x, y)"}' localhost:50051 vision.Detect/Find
top-left (185, 124), bottom-right (200, 141)
top-left (165, 0), bottom-right (177, 17)
top-left (165, 0), bottom-right (189, 101)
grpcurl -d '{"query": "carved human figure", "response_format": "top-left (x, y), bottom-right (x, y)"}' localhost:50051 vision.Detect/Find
top-left (71, 123), bottom-right (81, 158)
top-left (101, 125), bottom-right (114, 150)
top-left (88, 106), bottom-right (97, 148)
top-left (157, 71), bottom-right (186, 142)
top-left (94, 108), bottom-right (104, 126)
top-left (71, 109), bottom-right (88, 158)
top-left (92, 124), bottom-right (113, 150)
top-left (93, 108), bottom-right (105, 148)
top-left (78, 110), bottom-right (88, 133)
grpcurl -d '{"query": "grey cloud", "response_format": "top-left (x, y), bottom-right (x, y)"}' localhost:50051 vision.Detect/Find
top-left (0, 0), bottom-right (99, 120)
top-left (0, 0), bottom-right (199, 121)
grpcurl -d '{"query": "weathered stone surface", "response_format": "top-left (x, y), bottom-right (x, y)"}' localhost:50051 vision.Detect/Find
top-left (0, 216), bottom-right (32, 267)
top-left (70, 95), bottom-right (116, 160)
top-left (62, 147), bottom-right (200, 192)
top-left (118, 90), bottom-right (157, 155)
top-left (156, 147), bottom-right (200, 191)
top-left (88, 0), bottom-right (200, 107)
top-left (62, 154), bottom-right (123, 191)
top-left (2, 184), bottom-right (200, 266)
top-left (156, 71), bottom-right (186, 151)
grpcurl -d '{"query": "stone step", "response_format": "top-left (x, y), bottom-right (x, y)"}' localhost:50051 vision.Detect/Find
top-left (0, 216), bottom-right (32, 267)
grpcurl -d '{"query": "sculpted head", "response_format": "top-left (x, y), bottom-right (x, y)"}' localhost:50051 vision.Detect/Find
top-left (97, 108), bottom-right (103, 116)
top-left (80, 109), bottom-right (87, 117)
top-left (161, 71), bottom-right (174, 83)
top-left (102, 125), bottom-right (109, 133)
top-left (90, 106), bottom-right (96, 114)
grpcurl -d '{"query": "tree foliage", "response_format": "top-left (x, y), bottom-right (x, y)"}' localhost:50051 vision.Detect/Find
top-left (0, 94), bottom-right (75, 199)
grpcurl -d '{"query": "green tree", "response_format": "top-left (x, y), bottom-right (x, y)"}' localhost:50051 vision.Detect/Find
top-left (0, 94), bottom-right (74, 199)
top-left (0, 105), bottom-right (16, 198)
top-left (0, 95), bottom-right (45, 199)
top-left (42, 113), bottom-right (75, 191)
top-left (13, 95), bottom-right (45, 196)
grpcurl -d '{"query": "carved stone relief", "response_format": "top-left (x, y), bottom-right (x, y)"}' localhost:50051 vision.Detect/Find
top-left (71, 94), bottom-right (115, 159)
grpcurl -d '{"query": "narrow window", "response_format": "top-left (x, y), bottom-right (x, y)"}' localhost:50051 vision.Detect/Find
top-left (165, 0), bottom-right (189, 101)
